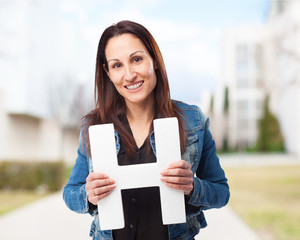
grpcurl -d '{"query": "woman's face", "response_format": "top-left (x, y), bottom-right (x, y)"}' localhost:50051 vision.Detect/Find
top-left (104, 34), bottom-right (157, 107)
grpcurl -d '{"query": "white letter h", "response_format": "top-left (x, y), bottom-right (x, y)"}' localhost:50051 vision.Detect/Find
top-left (89, 118), bottom-right (186, 230)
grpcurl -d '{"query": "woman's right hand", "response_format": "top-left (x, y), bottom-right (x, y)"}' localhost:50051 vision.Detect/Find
top-left (86, 172), bottom-right (116, 205)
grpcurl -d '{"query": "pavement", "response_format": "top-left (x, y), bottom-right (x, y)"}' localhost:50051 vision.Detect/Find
top-left (0, 191), bottom-right (259, 240)
top-left (220, 152), bottom-right (300, 168)
top-left (0, 154), bottom-right (299, 240)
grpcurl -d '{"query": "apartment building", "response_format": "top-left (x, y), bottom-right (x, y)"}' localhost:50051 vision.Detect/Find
top-left (266, 0), bottom-right (300, 155)
top-left (0, 2), bottom-right (79, 164)
top-left (220, 25), bottom-right (266, 151)
top-left (214, 0), bottom-right (300, 155)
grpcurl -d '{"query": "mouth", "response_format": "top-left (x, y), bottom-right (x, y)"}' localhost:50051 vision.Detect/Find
top-left (125, 81), bottom-right (144, 90)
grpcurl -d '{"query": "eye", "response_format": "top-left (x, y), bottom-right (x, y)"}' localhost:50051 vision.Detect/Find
top-left (112, 62), bottom-right (122, 69)
top-left (132, 56), bottom-right (142, 63)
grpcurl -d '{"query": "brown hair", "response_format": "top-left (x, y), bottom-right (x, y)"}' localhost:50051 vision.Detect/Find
top-left (83, 20), bottom-right (186, 157)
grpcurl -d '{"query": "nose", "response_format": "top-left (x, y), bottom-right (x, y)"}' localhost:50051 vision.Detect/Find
top-left (124, 64), bottom-right (137, 82)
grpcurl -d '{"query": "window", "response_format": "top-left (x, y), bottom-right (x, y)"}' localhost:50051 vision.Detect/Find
top-left (236, 44), bottom-right (248, 61)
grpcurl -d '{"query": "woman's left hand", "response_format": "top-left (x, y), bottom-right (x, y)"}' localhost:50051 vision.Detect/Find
top-left (160, 160), bottom-right (194, 196)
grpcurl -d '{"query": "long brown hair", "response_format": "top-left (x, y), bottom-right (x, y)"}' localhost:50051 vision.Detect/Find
top-left (83, 20), bottom-right (186, 157)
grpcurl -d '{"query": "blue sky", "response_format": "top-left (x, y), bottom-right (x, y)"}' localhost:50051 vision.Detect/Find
top-left (75, 0), bottom-right (270, 26)
top-left (126, 0), bottom-right (270, 26)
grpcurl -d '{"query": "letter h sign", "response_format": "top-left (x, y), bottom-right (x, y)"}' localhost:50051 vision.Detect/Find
top-left (89, 118), bottom-right (186, 230)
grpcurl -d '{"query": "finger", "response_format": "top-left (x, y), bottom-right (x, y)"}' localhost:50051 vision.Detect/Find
top-left (93, 183), bottom-right (116, 195)
top-left (160, 176), bottom-right (193, 185)
top-left (87, 183), bottom-right (116, 203)
top-left (161, 168), bottom-right (193, 177)
top-left (88, 191), bottom-right (112, 205)
top-left (167, 160), bottom-right (191, 169)
top-left (89, 178), bottom-right (115, 189)
top-left (86, 178), bottom-right (115, 195)
top-left (86, 172), bottom-right (109, 182)
top-left (163, 182), bottom-right (193, 195)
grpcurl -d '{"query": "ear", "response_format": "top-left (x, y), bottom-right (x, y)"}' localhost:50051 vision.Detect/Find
top-left (154, 61), bottom-right (158, 70)
top-left (103, 64), bottom-right (110, 78)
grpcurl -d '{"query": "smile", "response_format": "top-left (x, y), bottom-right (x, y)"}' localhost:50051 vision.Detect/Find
top-left (125, 81), bottom-right (143, 90)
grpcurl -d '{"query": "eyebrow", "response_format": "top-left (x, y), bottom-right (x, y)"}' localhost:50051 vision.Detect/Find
top-left (107, 50), bottom-right (145, 63)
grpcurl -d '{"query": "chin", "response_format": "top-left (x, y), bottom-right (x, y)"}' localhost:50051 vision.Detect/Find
top-left (125, 97), bottom-right (147, 105)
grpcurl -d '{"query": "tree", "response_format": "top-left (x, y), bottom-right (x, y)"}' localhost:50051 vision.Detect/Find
top-left (209, 94), bottom-right (214, 114)
top-left (48, 74), bottom-right (93, 129)
top-left (256, 95), bottom-right (284, 152)
top-left (47, 74), bottom-right (93, 160)
top-left (223, 86), bottom-right (229, 114)
top-left (222, 86), bottom-right (229, 152)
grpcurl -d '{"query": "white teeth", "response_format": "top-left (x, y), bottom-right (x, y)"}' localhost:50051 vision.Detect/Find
top-left (126, 82), bottom-right (142, 90)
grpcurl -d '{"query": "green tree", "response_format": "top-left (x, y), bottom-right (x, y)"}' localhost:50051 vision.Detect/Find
top-left (224, 87), bottom-right (229, 114)
top-left (256, 95), bottom-right (285, 152)
top-left (209, 95), bottom-right (214, 113)
top-left (222, 86), bottom-right (229, 152)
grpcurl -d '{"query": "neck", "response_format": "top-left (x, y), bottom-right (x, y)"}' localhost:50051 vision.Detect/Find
top-left (124, 95), bottom-right (156, 148)
top-left (125, 97), bottom-right (155, 124)
top-left (126, 104), bottom-right (154, 124)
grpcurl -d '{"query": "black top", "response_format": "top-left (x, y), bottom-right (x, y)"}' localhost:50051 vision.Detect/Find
top-left (112, 116), bottom-right (169, 240)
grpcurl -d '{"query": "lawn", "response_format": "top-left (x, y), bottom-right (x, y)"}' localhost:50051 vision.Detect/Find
top-left (225, 165), bottom-right (300, 240)
top-left (1, 164), bottom-right (299, 240)
top-left (0, 166), bottom-right (71, 217)
top-left (0, 190), bottom-right (47, 216)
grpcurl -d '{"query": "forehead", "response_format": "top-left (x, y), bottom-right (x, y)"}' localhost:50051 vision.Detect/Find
top-left (105, 34), bottom-right (147, 59)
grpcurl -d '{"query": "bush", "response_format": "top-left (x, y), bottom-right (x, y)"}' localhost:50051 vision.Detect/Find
top-left (256, 95), bottom-right (285, 152)
top-left (0, 161), bottom-right (65, 192)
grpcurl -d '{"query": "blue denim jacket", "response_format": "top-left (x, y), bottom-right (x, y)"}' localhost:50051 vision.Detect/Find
top-left (63, 101), bottom-right (230, 240)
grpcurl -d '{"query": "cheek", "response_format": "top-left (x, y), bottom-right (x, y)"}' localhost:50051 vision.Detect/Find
top-left (147, 67), bottom-right (155, 77)
top-left (148, 67), bottom-right (157, 87)
top-left (109, 73), bottom-right (123, 86)
top-left (110, 79), bottom-right (125, 96)
top-left (142, 62), bottom-right (156, 80)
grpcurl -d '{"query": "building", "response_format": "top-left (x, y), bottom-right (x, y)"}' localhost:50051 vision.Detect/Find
top-left (0, 1), bottom-right (81, 165)
top-left (214, 0), bottom-right (300, 155)
top-left (265, 0), bottom-right (300, 155)
top-left (0, 1), bottom-right (63, 117)
top-left (0, 90), bottom-right (79, 164)
top-left (220, 25), bottom-right (266, 151)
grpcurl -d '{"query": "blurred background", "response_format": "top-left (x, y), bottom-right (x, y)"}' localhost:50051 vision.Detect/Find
top-left (0, 0), bottom-right (299, 240)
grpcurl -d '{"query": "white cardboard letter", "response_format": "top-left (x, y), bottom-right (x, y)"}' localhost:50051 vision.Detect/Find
top-left (89, 117), bottom-right (186, 230)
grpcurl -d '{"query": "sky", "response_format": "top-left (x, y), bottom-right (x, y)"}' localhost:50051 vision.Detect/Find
top-left (60, 0), bottom-right (270, 96)
top-left (0, 0), bottom-right (271, 117)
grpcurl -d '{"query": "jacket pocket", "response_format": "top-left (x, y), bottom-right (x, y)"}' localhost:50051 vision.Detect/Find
top-left (168, 215), bottom-right (201, 240)
top-left (181, 132), bottom-right (199, 168)
top-left (89, 216), bottom-right (112, 240)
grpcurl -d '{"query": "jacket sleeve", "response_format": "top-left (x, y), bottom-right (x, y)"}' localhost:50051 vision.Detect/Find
top-left (188, 116), bottom-right (230, 210)
top-left (63, 130), bottom-right (96, 215)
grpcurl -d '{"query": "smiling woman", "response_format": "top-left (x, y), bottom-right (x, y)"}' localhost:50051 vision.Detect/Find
top-left (63, 20), bottom-right (230, 240)
top-left (104, 34), bottom-right (157, 114)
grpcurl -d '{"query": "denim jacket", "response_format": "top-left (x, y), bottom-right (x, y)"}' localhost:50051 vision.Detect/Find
top-left (63, 101), bottom-right (230, 240)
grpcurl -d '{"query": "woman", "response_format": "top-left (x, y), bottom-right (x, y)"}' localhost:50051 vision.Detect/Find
top-left (63, 20), bottom-right (229, 240)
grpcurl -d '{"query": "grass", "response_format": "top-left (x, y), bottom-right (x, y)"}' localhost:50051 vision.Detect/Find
top-left (225, 165), bottom-right (300, 240)
top-left (1, 163), bottom-right (299, 240)
top-left (0, 166), bottom-right (73, 216)
top-left (0, 190), bottom-right (48, 216)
